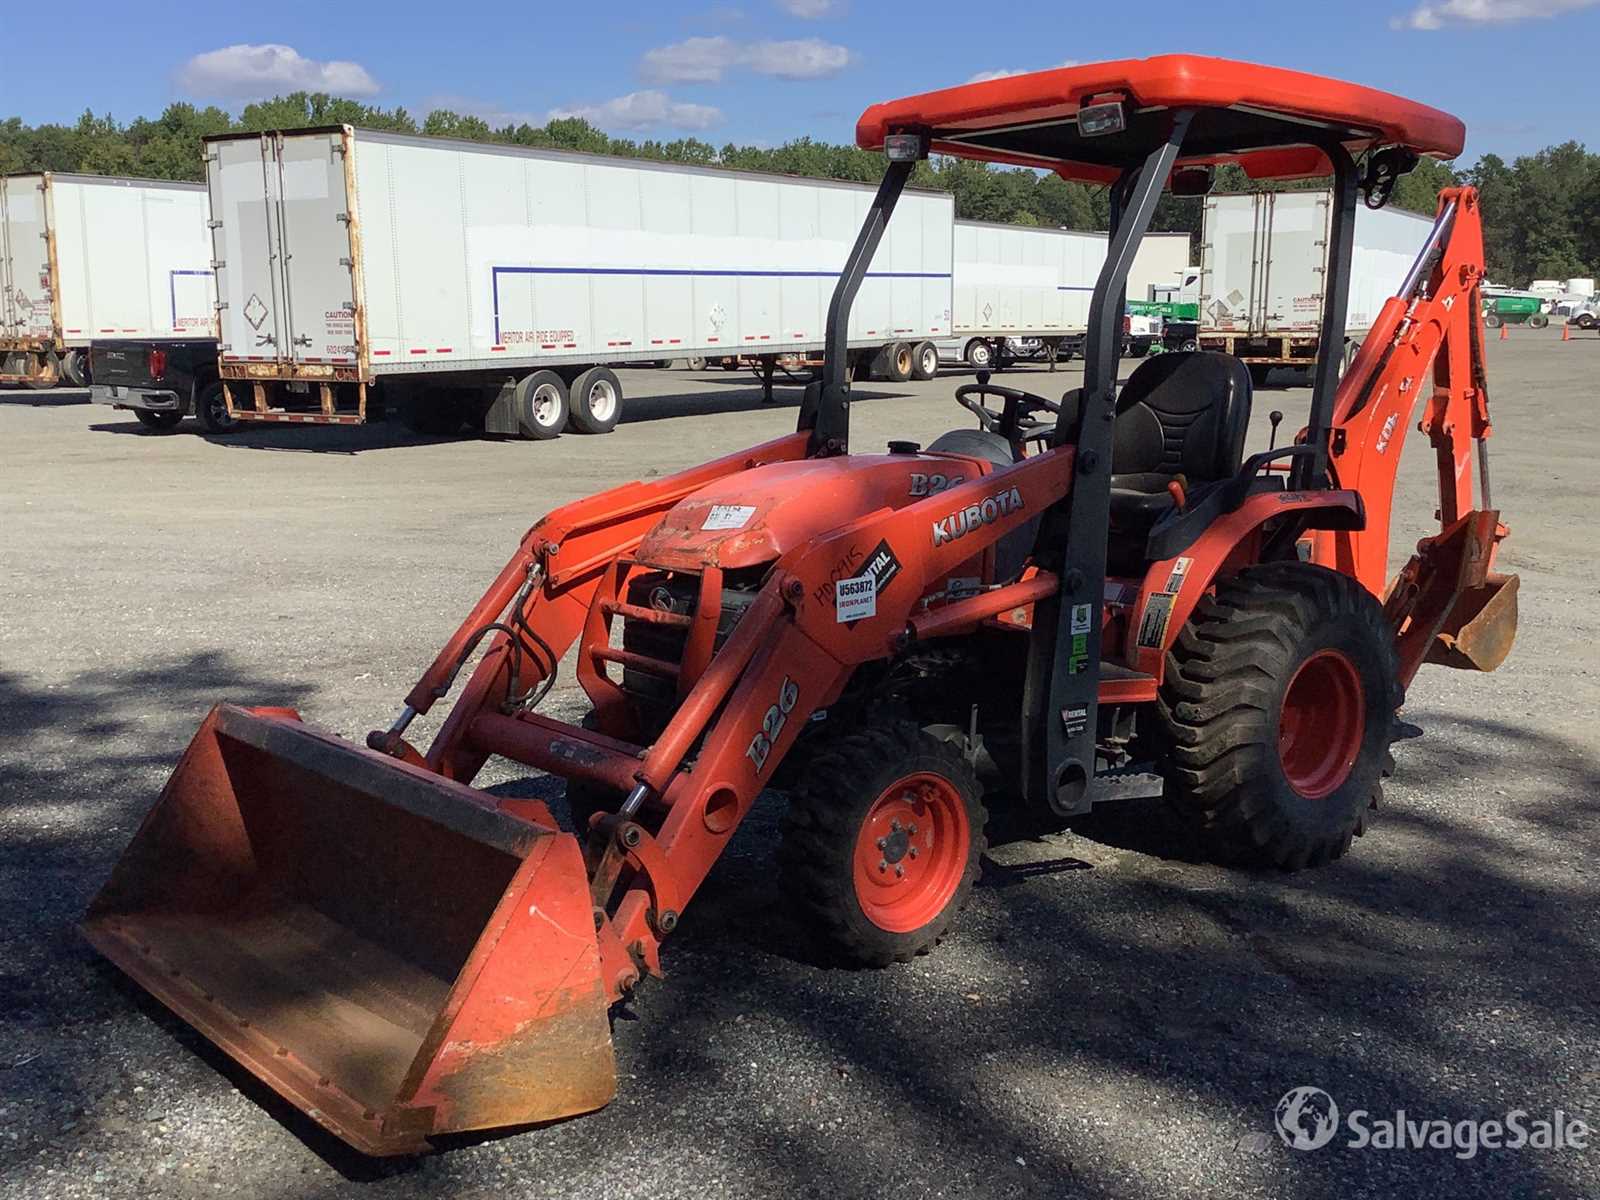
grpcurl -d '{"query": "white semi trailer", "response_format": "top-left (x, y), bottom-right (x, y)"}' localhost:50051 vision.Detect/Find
top-left (0, 173), bottom-right (213, 388)
top-left (203, 127), bottom-right (955, 433)
top-left (1196, 190), bottom-right (1431, 380)
top-left (939, 225), bottom-right (1190, 368)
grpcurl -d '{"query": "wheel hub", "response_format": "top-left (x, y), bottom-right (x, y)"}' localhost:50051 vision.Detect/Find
top-left (1278, 648), bottom-right (1365, 800)
top-left (852, 773), bottom-right (968, 933)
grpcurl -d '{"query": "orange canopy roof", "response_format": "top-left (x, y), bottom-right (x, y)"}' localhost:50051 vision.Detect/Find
top-left (856, 55), bottom-right (1465, 184)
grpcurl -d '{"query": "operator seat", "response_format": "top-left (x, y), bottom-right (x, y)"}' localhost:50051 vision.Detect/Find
top-left (1107, 351), bottom-right (1253, 569)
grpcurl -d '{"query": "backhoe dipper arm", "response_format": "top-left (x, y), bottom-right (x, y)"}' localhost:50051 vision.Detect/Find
top-left (1314, 186), bottom-right (1515, 683)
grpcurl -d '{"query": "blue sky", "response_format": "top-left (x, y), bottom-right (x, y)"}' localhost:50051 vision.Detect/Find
top-left (3, 0), bottom-right (1595, 165)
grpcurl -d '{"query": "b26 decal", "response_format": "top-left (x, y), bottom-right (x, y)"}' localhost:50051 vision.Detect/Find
top-left (746, 676), bottom-right (800, 775)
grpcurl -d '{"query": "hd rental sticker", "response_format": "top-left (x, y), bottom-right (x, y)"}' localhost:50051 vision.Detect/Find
top-left (702, 504), bottom-right (757, 531)
top-left (835, 539), bottom-right (901, 623)
top-left (1163, 556), bottom-right (1192, 595)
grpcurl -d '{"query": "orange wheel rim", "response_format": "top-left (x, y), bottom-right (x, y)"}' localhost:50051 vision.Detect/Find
top-left (852, 772), bottom-right (969, 933)
top-left (1278, 648), bottom-right (1365, 799)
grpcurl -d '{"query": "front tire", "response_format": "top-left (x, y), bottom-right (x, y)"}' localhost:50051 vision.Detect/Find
top-left (964, 339), bottom-right (994, 370)
top-left (1158, 562), bottom-right (1400, 870)
top-left (1528, 312), bottom-right (1550, 330)
top-left (1483, 311), bottom-right (1503, 329)
top-left (779, 721), bottom-right (986, 965)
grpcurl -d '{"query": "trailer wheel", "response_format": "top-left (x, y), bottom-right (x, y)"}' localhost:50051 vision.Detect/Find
top-left (963, 338), bottom-right (994, 370)
top-left (134, 409), bottom-right (182, 432)
top-left (1158, 562), bottom-right (1400, 870)
top-left (568, 366), bottom-right (623, 434)
top-left (22, 351), bottom-right (61, 390)
top-left (910, 340), bottom-right (939, 381)
top-left (1248, 364), bottom-right (1275, 388)
top-left (779, 720), bottom-right (986, 966)
top-left (513, 370), bottom-right (569, 440)
top-left (878, 342), bottom-right (914, 383)
top-left (193, 380), bottom-right (239, 434)
top-left (683, 356), bottom-right (708, 371)
top-left (720, 357), bottom-right (742, 371)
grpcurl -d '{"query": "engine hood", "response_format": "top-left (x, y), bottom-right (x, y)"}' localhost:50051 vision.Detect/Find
top-left (635, 453), bottom-right (989, 571)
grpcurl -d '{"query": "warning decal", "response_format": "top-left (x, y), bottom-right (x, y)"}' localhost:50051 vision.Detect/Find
top-left (1137, 592), bottom-right (1177, 649)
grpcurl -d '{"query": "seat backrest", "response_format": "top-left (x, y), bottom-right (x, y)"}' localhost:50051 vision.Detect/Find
top-left (1110, 352), bottom-right (1253, 484)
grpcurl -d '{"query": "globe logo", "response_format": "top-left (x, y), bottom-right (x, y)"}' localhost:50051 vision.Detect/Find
top-left (1275, 1086), bottom-right (1340, 1151)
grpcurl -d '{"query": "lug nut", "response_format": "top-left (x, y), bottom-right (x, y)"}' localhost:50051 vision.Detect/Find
top-left (909, 847), bottom-right (919, 859)
top-left (908, 823), bottom-right (918, 835)
top-left (894, 865), bottom-right (905, 877)
top-left (890, 819), bottom-right (901, 832)
top-left (878, 859), bottom-right (888, 872)
top-left (877, 837), bottom-right (887, 850)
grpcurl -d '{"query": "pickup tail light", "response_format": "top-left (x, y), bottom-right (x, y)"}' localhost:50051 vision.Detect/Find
top-left (148, 348), bottom-right (167, 380)
top-left (1122, 315), bottom-right (1132, 335)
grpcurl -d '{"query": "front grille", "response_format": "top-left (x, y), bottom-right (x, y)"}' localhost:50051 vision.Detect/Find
top-left (620, 570), bottom-right (760, 736)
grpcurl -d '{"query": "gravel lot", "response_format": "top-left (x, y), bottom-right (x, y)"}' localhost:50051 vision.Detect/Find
top-left (2, 332), bottom-right (1596, 1199)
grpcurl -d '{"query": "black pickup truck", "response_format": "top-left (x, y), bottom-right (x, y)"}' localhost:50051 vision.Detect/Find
top-left (88, 339), bottom-right (237, 433)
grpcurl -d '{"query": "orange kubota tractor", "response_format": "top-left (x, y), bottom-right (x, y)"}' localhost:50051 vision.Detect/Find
top-left (84, 56), bottom-right (1517, 1154)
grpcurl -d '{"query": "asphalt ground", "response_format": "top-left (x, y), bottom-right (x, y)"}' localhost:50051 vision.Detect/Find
top-left (2, 328), bottom-right (1596, 1198)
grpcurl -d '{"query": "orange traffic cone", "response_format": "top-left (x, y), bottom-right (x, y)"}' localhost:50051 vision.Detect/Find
top-left (1563, 321), bottom-right (1571, 341)
top-left (1499, 323), bottom-right (1509, 341)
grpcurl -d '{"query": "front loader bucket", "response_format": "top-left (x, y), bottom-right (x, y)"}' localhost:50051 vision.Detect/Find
top-left (82, 704), bottom-right (615, 1156)
top-left (1428, 571), bottom-right (1519, 673)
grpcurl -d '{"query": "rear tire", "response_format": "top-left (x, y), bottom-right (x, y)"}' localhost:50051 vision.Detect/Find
top-left (880, 342), bottom-right (914, 383)
top-left (683, 356), bottom-right (708, 370)
top-left (193, 380), bottom-right (239, 434)
top-left (910, 340), bottom-right (939, 381)
top-left (1577, 313), bottom-right (1597, 330)
top-left (513, 370), bottom-right (569, 440)
top-left (1248, 363), bottom-right (1275, 388)
top-left (23, 352), bottom-right (61, 390)
top-left (1483, 311), bottom-right (1503, 329)
top-left (779, 720), bottom-right (986, 965)
top-left (134, 409), bottom-right (181, 432)
top-left (567, 366), bottom-right (622, 434)
top-left (62, 349), bottom-right (89, 388)
top-left (1528, 312), bottom-right (1550, 330)
top-left (1157, 562), bottom-right (1400, 870)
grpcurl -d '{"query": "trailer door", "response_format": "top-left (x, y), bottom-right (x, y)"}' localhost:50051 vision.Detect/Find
top-left (1, 177), bottom-right (56, 341)
top-left (209, 136), bottom-right (287, 361)
top-left (273, 132), bottom-right (358, 366)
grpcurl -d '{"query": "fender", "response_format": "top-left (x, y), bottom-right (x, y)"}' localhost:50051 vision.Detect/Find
top-left (1126, 489), bottom-right (1365, 677)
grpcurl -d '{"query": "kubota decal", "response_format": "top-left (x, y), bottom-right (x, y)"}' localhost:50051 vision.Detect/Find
top-left (931, 486), bottom-right (1024, 547)
top-left (746, 675), bottom-right (800, 774)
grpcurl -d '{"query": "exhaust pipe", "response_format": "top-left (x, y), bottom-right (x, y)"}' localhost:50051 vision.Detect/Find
top-left (82, 704), bottom-right (615, 1155)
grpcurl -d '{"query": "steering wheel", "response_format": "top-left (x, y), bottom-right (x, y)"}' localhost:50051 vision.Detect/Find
top-left (954, 372), bottom-right (1061, 438)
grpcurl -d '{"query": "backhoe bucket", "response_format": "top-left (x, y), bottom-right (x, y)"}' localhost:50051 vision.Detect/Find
top-left (1428, 570), bottom-right (1519, 673)
top-left (82, 704), bottom-right (615, 1156)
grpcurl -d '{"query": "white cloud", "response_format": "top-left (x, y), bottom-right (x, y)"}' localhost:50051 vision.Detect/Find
top-left (422, 95), bottom-right (545, 128)
top-left (549, 90), bottom-right (725, 132)
top-left (777, 0), bottom-right (843, 15)
top-left (965, 59), bottom-right (1079, 84)
top-left (1393, 0), bottom-right (1598, 28)
top-left (175, 43), bottom-right (379, 99)
top-left (640, 35), bottom-right (853, 83)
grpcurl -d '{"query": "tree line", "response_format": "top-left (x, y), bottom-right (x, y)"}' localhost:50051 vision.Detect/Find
top-left (2, 92), bottom-right (1595, 287)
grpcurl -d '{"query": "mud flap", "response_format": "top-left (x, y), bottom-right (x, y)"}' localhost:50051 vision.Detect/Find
top-left (82, 704), bottom-right (615, 1155)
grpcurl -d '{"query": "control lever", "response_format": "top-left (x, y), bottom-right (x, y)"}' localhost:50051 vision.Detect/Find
top-left (1267, 410), bottom-right (1284, 451)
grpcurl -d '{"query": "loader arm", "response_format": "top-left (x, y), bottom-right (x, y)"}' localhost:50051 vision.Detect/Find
top-left (1308, 187), bottom-right (1517, 685)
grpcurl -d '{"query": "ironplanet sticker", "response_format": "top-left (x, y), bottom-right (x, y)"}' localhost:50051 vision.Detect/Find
top-left (835, 538), bottom-right (901, 624)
